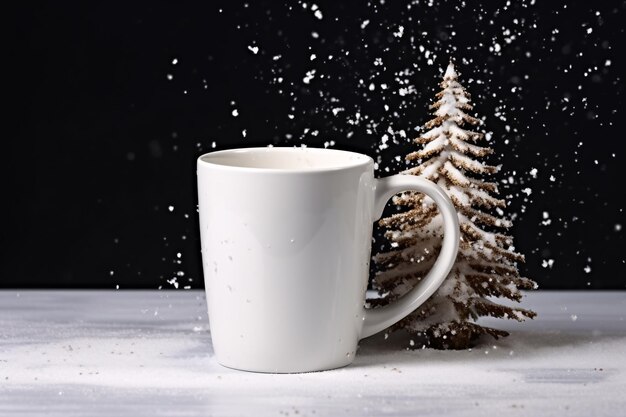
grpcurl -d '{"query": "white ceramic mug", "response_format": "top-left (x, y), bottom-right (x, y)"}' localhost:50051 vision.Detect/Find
top-left (197, 147), bottom-right (459, 373)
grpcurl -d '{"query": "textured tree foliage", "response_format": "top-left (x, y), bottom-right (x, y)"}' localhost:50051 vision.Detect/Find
top-left (372, 62), bottom-right (537, 350)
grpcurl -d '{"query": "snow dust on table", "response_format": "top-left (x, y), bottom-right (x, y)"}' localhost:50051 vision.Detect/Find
top-left (0, 290), bottom-right (624, 417)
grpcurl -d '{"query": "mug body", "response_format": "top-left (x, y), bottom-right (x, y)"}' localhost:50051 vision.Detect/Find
top-left (197, 147), bottom-right (375, 372)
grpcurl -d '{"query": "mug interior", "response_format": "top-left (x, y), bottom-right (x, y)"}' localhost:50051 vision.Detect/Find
top-left (199, 147), bottom-right (372, 171)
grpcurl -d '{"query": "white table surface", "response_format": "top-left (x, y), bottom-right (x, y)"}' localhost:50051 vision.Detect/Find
top-left (0, 290), bottom-right (624, 417)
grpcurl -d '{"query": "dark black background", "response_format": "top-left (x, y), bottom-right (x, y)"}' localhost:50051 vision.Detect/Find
top-left (6, 1), bottom-right (625, 289)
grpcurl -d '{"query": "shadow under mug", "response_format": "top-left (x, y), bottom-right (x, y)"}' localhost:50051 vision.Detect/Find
top-left (197, 147), bottom-right (459, 373)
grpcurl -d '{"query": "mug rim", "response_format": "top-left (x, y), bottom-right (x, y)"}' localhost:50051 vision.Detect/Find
top-left (197, 146), bottom-right (374, 174)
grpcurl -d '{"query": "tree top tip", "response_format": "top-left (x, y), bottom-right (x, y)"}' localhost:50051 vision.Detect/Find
top-left (444, 60), bottom-right (457, 80)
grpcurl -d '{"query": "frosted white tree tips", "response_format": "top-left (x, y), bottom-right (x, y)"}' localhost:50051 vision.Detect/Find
top-left (372, 61), bottom-right (537, 350)
top-left (443, 61), bottom-right (457, 80)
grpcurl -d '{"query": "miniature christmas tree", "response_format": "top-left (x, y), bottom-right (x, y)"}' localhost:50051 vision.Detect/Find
top-left (372, 61), bottom-right (537, 350)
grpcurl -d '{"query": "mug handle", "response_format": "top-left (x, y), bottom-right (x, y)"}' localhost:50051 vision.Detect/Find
top-left (360, 175), bottom-right (460, 339)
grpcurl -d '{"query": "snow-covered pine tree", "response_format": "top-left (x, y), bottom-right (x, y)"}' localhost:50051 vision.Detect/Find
top-left (372, 61), bottom-right (537, 350)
